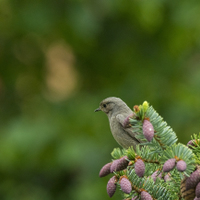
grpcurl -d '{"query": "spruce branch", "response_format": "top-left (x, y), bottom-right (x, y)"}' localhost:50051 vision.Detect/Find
top-left (99, 101), bottom-right (200, 199)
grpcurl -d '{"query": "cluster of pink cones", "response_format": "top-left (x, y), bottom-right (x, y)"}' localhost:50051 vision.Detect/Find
top-left (163, 158), bottom-right (187, 172)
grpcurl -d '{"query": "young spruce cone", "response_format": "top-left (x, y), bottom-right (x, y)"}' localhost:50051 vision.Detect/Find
top-left (164, 173), bottom-right (170, 182)
top-left (186, 169), bottom-right (200, 190)
top-left (180, 176), bottom-right (195, 200)
top-left (107, 176), bottom-right (117, 197)
top-left (119, 177), bottom-right (132, 194)
top-left (99, 162), bottom-right (112, 177)
top-left (163, 158), bottom-right (176, 172)
top-left (141, 191), bottom-right (153, 200)
top-left (187, 140), bottom-right (195, 147)
top-left (196, 182), bottom-right (200, 198)
top-left (110, 156), bottom-right (129, 172)
top-left (176, 160), bottom-right (187, 172)
top-left (187, 139), bottom-right (199, 148)
top-left (142, 119), bottom-right (154, 142)
top-left (123, 113), bottom-right (134, 127)
top-left (151, 170), bottom-right (162, 182)
top-left (135, 159), bottom-right (145, 177)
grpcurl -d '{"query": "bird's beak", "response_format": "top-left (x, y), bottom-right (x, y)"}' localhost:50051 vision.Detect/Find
top-left (94, 107), bottom-right (101, 112)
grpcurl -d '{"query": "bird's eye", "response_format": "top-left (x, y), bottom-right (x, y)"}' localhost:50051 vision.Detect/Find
top-left (103, 104), bottom-right (106, 108)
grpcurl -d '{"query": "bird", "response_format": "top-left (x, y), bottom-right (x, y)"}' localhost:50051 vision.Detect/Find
top-left (94, 97), bottom-right (141, 150)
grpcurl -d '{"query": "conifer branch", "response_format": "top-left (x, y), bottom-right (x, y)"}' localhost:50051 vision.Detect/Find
top-left (99, 101), bottom-right (200, 199)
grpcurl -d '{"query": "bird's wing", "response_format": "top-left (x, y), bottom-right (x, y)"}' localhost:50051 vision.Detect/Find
top-left (116, 114), bottom-right (142, 143)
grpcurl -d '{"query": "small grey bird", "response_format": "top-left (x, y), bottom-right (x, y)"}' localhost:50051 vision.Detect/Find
top-left (95, 97), bottom-right (141, 150)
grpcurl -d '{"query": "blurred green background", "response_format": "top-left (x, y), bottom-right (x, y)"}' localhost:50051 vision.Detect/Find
top-left (1, 0), bottom-right (200, 199)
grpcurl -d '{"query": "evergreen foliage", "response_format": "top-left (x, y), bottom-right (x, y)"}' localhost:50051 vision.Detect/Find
top-left (99, 101), bottom-right (200, 199)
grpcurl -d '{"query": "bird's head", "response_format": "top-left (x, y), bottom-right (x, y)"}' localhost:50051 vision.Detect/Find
top-left (94, 97), bottom-right (129, 116)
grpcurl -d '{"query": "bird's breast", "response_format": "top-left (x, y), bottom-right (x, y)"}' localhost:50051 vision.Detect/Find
top-left (109, 116), bottom-right (126, 143)
top-left (109, 114), bottom-right (138, 149)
